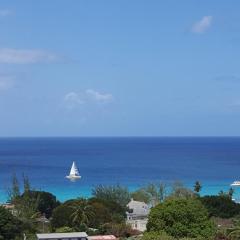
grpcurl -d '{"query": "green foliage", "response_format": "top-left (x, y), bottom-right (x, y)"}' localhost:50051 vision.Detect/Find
top-left (194, 181), bottom-right (202, 193)
top-left (51, 197), bottom-right (126, 231)
top-left (200, 195), bottom-right (240, 218)
top-left (55, 226), bottom-right (75, 233)
top-left (131, 189), bottom-right (151, 203)
top-left (142, 231), bottom-right (175, 240)
top-left (51, 201), bottom-right (75, 229)
top-left (228, 188), bottom-right (234, 198)
top-left (0, 206), bottom-right (23, 239)
top-left (23, 174), bottom-right (31, 193)
top-left (147, 198), bottom-right (216, 239)
top-left (144, 183), bottom-right (167, 206)
top-left (88, 197), bottom-right (126, 227)
top-left (70, 198), bottom-right (95, 228)
top-left (92, 184), bottom-right (131, 207)
top-left (22, 190), bottom-right (60, 218)
top-left (141, 231), bottom-right (200, 240)
top-left (168, 181), bottom-right (195, 200)
top-left (7, 173), bottom-right (20, 202)
top-left (99, 223), bottom-right (133, 238)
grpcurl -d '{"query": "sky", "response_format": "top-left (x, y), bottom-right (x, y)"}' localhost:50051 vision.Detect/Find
top-left (0, 0), bottom-right (240, 136)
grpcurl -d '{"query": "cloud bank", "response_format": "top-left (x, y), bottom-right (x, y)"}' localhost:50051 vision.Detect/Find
top-left (192, 16), bottom-right (213, 34)
top-left (0, 48), bottom-right (61, 64)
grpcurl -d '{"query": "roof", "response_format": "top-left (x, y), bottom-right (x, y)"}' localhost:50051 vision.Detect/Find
top-left (88, 236), bottom-right (117, 240)
top-left (36, 232), bottom-right (88, 239)
top-left (127, 199), bottom-right (148, 207)
top-left (127, 199), bottom-right (150, 216)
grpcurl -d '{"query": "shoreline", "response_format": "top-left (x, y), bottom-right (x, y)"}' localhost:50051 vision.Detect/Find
top-left (0, 181), bottom-right (238, 203)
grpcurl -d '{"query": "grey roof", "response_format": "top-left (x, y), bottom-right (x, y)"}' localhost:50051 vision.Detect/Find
top-left (36, 232), bottom-right (88, 239)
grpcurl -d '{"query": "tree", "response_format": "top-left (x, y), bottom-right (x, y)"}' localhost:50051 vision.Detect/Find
top-left (23, 174), bottom-right (31, 193)
top-left (144, 183), bottom-right (167, 206)
top-left (0, 206), bottom-right (23, 239)
top-left (200, 195), bottom-right (240, 218)
top-left (51, 202), bottom-right (74, 230)
top-left (70, 199), bottom-right (95, 230)
top-left (22, 190), bottom-right (60, 218)
top-left (99, 223), bottom-right (133, 238)
top-left (228, 187), bottom-right (234, 198)
top-left (88, 197), bottom-right (126, 227)
top-left (131, 189), bottom-right (151, 203)
top-left (169, 181), bottom-right (195, 199)
top-left (194, 181), bottom-right (202, 193)
top-left (92, 184), bottom-right (130, 208)
top-left (7, 173), bottom-right (20, 202)
top-left (142, 231), bottom-right (174, 240)
top-left (147, 198), bottom-right (216, 239)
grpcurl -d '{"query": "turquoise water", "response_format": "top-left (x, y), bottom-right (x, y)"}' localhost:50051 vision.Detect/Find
top-left (0, 137), bottom-right (240, 202)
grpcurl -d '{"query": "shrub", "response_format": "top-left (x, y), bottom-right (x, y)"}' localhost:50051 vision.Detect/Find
top-left (147, 198), bottom-right (216, 239)
top-left (0, 206), bottom-right (23, 239)
top-left (22, 190), bottom-right (60, 218)
top-left (92, 185), bottom-right (130, 208)
top-left (200, 196), bottom-right (240, 219)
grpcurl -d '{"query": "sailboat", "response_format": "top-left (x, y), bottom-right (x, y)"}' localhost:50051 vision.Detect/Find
top-left (66, 161), bottom-right (81, 180)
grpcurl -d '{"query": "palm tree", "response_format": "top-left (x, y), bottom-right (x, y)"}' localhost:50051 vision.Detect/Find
top-left (70, 199), bottom-right (95, 229)
top-left (194, 181), bottom-right (202, 193)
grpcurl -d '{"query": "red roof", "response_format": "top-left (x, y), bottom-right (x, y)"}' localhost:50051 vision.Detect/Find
top-left (89, 235), bottom-right (117, 240)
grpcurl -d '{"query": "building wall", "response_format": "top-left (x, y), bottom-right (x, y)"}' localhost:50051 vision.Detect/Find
top-left (127, 219), bottom-right (148, 232)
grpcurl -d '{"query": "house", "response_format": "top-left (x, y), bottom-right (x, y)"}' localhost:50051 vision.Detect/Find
top-left (36, 232), bottom-right (88, 240)
top-left (126, 198), bottom-right (150, 232)
top-left (126, 198), bottom-right (150, 220)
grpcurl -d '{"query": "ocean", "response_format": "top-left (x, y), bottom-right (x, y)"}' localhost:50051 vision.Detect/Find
top-left (0, 137), bottom-right (239, 203)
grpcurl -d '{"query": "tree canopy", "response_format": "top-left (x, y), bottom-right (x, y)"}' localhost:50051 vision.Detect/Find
top-left (147, 198), bottom-right (216, 239)
top-left (92, 184), bottom-right (131, 208)
top-left (200, 195), bottom-right (240, 218)
top-left (0, 206), bottom-right (23, 239)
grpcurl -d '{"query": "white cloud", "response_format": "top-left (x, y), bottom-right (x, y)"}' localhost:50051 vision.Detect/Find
top-left (64, 89), bottom-right (113, 109)
top-left (64, 92), bottom-right (85, 108)
top-left (192, 16), bottom-right (213, 34)
top-left (0, 48), bottom-right (61, 64)
top-left (86, 89), bottom-right (113, 102)
top-left (0, 75), bottom-right (15, 91)
top-left (0, 9), bottom-right (12, 17)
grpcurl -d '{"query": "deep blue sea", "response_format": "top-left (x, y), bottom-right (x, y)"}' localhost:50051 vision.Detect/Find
top-left (0, 137), bottom-right (240, 203)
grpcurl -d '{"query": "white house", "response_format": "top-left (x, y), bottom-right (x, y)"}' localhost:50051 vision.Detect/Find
top-left (126, 198), bottom-right (150, 219)
top-left (126, 199), bottom-right (150, 232)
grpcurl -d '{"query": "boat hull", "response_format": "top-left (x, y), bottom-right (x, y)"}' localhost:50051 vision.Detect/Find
top-left (66, 175), bottom-right (81, 180)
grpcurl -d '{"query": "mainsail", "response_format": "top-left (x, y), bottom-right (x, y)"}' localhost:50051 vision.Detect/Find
top-left (66, 161), bottom-right (81, 180)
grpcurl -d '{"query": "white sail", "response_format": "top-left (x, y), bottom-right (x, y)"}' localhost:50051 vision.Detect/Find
top-left (66, 161), bottom-right (81, 180)
top-left (70, 161), bottom-right (80, 176)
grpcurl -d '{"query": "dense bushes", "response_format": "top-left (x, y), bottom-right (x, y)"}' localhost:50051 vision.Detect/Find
top-left (92, 185), bottom-right (131, 208)
top-left (51, 197), bottom-right (127, 231)
top-left (200, 195), bottom-right (240, 218)
top-left (0, 206), bottom-right (23, 239)
top-left (147, 198), bottom-right (216, 239)
top-left (21, 190), bottom-right (60, 218)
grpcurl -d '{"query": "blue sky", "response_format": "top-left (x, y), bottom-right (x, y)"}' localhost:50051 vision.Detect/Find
top-left (0, 0), bottom-right (240, 136)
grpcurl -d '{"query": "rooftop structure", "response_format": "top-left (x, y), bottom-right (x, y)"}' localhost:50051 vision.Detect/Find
top-left (127, 198), bottom-right (150, 218)
top-left (36, 232), bottom-right (88, 240)
top-left (88, 235), bottom-right (117, 240)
